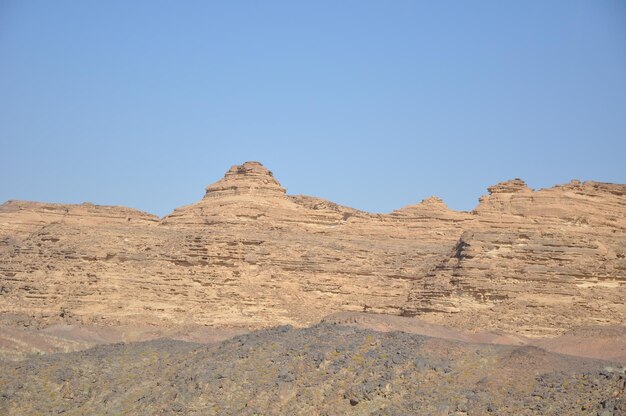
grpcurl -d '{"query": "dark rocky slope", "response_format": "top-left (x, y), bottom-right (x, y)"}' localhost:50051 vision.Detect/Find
top-left (1, 324), bottom-right (624, 415)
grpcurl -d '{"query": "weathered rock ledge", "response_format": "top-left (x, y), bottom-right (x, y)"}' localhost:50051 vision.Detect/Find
top-left (1, 161), bottom-right (624, 338)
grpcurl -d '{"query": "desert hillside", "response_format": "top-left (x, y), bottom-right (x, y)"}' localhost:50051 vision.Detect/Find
top-left (1, 324), bottom-right (624, 415)
top-left (1, 161), bottom-right (624, 339)
top-left (1, 161), bottom-right (625, 414)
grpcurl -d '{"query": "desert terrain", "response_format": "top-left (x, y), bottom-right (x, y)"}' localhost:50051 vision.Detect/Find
top-left (0, 161), bottom-right (624, 414)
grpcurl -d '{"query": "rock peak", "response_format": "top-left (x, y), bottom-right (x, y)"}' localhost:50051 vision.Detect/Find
top-left (204, 161), bottom-right (286, 198)
top-left (420, 196), bottom-right (446, 206)
top-left (229, 161), bottom-right (272, 176)
top-left (487, 178), bottom-right (531, 194)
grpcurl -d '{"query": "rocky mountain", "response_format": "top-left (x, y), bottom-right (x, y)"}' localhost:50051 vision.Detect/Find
top-left (1, 161), bottom-right (624, 341)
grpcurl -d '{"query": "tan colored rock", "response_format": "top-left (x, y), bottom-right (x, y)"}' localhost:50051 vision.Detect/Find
top-left (0, 163), bottom-right (624, 339)
top-left (404, 179), bottom-right (626, 336)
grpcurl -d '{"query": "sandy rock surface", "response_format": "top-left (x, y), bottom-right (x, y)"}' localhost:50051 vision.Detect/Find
top-left (1, 161), bottom-right (624, 342)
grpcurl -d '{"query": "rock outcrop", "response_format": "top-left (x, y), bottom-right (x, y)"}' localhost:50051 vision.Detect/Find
top-left (404, 179), bottom-right (626, 335)
top-left (0, 161), bottom-right (624, 337)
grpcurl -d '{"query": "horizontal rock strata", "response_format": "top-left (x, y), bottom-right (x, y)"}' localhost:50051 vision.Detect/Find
top-left (1, 162), bottom-right (624, 337)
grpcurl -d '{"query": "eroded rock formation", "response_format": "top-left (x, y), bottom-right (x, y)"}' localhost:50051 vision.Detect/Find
top-left (0, 162), bottom-right (624, 337)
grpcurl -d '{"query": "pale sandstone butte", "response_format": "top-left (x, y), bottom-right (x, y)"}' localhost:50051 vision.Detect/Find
top-left (0, 162), bottom-right (624, 337)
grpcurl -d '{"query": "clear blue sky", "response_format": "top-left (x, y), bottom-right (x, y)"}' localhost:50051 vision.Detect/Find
top-left (1, 1), bottom-right (625, 217)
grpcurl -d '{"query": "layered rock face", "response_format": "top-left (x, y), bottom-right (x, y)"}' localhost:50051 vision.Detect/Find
top-left (0, 162), bottom-right (624, 337)
top-left (404, 179), bottom-right (626, 335)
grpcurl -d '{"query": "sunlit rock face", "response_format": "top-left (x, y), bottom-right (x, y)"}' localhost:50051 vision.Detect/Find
top-left (204, 161), bottom-right (287, 198)
top-left (0, 162), bottom-right (624, 337)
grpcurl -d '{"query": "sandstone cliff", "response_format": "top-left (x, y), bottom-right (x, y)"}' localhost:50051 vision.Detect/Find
top-left (0, 162), bottom-right (624, 337)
